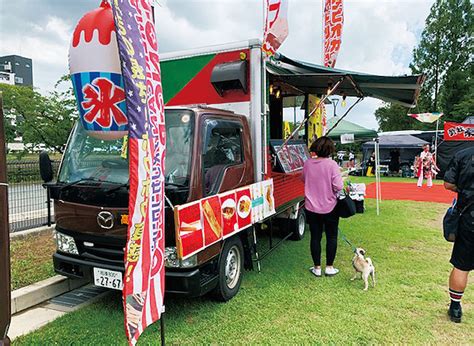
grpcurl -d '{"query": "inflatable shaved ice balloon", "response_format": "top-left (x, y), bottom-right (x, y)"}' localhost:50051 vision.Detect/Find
top-left (69, 0), bottom-right (127, 140)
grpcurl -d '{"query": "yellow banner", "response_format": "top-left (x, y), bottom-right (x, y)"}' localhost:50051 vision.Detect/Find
top-left (307, 95), bottom-right (325, 146)
top-left (283, 121), bottom-right (292, 139)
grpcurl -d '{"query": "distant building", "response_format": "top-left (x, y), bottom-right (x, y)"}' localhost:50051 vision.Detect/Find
top-left (0, 55), bottom-right (33, 87)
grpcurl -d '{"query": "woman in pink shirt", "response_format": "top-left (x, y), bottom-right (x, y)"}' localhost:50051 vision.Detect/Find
top-left (302, 137), bottom-right (343, 277)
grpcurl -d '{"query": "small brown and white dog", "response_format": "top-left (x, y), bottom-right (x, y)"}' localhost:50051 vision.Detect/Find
top-left (351, 247), bottom-right (376, 291)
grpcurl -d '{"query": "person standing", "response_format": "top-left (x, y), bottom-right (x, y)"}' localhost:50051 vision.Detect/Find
top-left (337, 151), bottom-right (344, 167)
top-left (366, 152), bottom-right (375, 177)
top-left (302, 137), bottom-right (344, 277)
top-left (443, 146), bottom-right (474, 323)
top-left (389, 149), bottom-right (400, 173)
top-left (348, 151), bottom-right (355, 168)
top-left (417, 144), bottom-right (439, 187)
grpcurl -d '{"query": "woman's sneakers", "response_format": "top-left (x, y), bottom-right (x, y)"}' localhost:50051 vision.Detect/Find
top-left (324, 267), bottom-right (340, 276)
top-left (309, 267), bottom-right (322, 277)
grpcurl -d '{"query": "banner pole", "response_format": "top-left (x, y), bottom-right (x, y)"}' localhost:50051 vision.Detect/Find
top-left (0, 93), bottom-right (11, 346)
top-left (160, 310), bottom-right (165, 346)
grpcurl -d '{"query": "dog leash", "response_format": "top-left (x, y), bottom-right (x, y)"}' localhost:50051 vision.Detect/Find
top-left (338, 228), bottom-right (356, 252)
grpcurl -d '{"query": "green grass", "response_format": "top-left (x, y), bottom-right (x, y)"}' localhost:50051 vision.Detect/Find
top-left (14, 200), bottom-right (474, 344)
top-left (11, 232), bottom-right (56, 290)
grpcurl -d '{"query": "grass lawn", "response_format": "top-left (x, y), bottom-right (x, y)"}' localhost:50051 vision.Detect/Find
top-left (14, 199), bottom-right (474, 344)
top-left (11, 231), bottom-right (56, 290)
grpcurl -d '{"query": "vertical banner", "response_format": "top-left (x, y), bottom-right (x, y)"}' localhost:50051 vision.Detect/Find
top-left (263, 0), bottom-right (289, 56)
top-left (111, 1), bottom-right (166, 345)
top-left (307, 94), bottom-right (325, 145)
top-left (323, 0), bottom-right (344, 68)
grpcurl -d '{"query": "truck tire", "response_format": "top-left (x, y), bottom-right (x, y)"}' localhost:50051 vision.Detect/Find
top-left (289, 209), bottom-right (306, 241)
top-left (212, 236), bottom-right (244, 302)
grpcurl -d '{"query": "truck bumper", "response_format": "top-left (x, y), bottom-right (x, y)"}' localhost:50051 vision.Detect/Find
top-left (53, 252), bottom-right (218, 297)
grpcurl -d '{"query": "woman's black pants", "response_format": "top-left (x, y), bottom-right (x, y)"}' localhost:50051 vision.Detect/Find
top-left (306, 208), bottom-right (340, 267)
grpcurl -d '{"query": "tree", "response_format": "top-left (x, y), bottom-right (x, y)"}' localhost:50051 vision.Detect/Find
top-left (411, 0), bottom-right (473, 114)
top-left (0, 77), bottom-right (77, 153)
top-left (375, 0), bottom-right (473, 131)
top-left (375, 103), bottom-right (434, 132)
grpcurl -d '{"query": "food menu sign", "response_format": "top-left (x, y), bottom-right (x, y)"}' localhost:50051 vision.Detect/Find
top-left (174, 179), bottom-right (276, 259)
top-left (271, 141), bottom-right (311, 173)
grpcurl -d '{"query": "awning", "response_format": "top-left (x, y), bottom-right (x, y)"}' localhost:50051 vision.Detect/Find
top-left (327, 116), bottom-right (378, 141)
top-left (267, 54), bottom-right (424, 108)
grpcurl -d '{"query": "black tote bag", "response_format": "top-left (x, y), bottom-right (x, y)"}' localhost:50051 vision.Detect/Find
top-left (336, 191), bottom-right (356, 218)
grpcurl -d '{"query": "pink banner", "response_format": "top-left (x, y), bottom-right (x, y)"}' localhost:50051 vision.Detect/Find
top-left (111, 1), bottom-right (165, 345)
top-left (323, 0), bottom-right (344, 68)
top-left (263, 0), bottom-right (289, 56)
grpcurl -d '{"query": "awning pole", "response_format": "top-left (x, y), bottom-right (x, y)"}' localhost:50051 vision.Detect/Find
top-left (278, 76), bottom-right (345, 151)
top-left (325, 97), bottom-right (364, 136)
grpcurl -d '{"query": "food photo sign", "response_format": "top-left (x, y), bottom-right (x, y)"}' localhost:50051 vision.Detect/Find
top-left (174, 180), bottom-right (276, 259)
top-left (271, 140), bottom-right (311, 173)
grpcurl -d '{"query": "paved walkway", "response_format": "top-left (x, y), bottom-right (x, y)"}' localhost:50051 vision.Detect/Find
top-left (365, 182), bottom-right (456, 204)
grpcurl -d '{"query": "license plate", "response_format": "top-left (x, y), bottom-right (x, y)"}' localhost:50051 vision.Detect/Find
top-left (93, 268), bottom-right (123, 290)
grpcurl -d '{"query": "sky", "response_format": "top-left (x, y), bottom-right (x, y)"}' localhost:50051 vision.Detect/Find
top-left (0, 0), bottom-right (434, 130)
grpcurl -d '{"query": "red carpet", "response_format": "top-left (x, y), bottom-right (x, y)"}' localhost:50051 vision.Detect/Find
top-left (365, 182), bottom-right (456, 204)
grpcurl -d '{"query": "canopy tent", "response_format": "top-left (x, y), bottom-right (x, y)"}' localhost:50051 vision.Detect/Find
top-left (326, 116), bottom-right (378, 141)
top-left (462, 116), bottom-right (474, 124)
top-left (267, 54), bottom-right (424, 107)
top-left (362, 135), bottom-right (429, 166)
top-left (363, 134), bottom-right (429, 149)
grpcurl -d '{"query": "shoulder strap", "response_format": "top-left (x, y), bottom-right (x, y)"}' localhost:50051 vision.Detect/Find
top-left (460, 200), bottom-right (474, 215)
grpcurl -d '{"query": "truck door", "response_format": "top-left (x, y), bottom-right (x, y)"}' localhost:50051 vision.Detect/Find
top-left (202, 118), bottom-right (246, 196)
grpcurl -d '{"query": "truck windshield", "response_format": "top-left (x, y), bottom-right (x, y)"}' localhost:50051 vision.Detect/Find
top-left (58, 110), bottom-right (195, 189)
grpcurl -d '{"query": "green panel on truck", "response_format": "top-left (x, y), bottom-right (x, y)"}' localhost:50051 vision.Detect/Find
top-left (161, 53), bottom-right (216, 104)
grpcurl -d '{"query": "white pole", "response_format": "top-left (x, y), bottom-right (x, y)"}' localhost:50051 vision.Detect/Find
top-left (375, 139), bottom-right (380, 216)
top-left (377, 139), bottom-right (382, 203)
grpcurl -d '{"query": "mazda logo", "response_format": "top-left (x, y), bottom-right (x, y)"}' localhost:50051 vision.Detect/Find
top-left (97, 211), bottom-right (114, 230)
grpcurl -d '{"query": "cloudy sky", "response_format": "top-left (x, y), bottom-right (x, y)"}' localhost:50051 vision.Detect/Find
top-left (0, 0), bottom-right (434, 130)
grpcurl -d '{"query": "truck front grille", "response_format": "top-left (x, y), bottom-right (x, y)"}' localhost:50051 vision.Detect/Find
top-left (77, 240), bottom-right (125, 266)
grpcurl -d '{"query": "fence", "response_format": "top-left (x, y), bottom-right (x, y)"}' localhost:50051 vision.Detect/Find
top-left (7, 160), bottom-right (60, 232)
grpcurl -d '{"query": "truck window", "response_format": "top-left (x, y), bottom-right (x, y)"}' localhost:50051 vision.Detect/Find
top-left (202, 119), bottom-right (243, 196)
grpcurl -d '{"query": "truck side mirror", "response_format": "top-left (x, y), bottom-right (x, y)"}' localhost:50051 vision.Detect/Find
top-left (39, 151), bottom-right (54, 183)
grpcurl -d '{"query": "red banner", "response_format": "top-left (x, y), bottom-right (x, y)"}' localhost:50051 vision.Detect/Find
top-left (323, 0), bottom-right (344, 68)
top-left (263, 0), bottom-right (289, 56)
top-left (111, 1), bottom-right (165, 344)
top-left (444, 122), bottom-right (474, 141)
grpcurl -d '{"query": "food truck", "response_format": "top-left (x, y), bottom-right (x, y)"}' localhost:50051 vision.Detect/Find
top-left (41, 39), bottom-right (423, 301)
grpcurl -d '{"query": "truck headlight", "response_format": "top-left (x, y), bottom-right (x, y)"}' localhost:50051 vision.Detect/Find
top-left (56, 232), bottom-right (79, 255)
top-left (165, 247), bottom-right (197, 268)
top-left (165, 247), bottom-right (179, 267)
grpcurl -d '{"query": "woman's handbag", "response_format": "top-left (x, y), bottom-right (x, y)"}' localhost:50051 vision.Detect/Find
top-left (443, 199), bottom-right (473, 242)
top-left (336, 191), bottom-right (356, 218)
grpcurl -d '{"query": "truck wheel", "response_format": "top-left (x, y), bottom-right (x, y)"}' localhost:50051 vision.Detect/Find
top-left (212, 237), bottom-right (244, 302)
top-left (290, 209), bottom-right (306, 241)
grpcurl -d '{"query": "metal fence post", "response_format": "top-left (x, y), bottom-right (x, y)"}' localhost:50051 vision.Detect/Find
top-left (46, 187), bottom-right (52, 227)
top-left (0, 93), bottom-right (12, 345)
